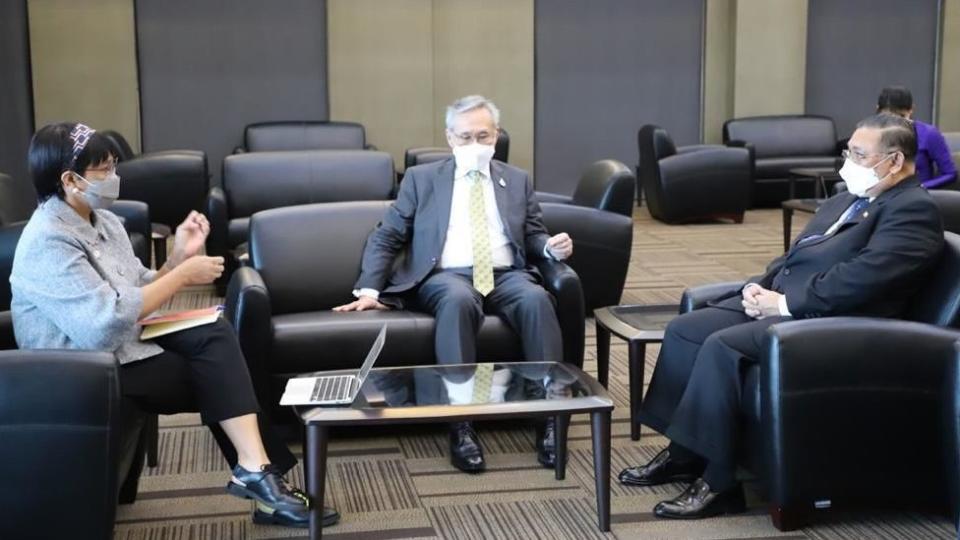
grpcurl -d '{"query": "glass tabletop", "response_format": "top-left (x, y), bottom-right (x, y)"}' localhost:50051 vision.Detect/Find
top-left (294, 361), bottom-right (612, 425)
top-left (594, 303), bottom-right (679, 341)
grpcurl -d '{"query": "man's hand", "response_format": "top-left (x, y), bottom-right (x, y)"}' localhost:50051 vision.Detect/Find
top-left (741, 284), bottom-right (783, 319)
top-left (546, 232), bottom-right (573, 260)
top-left (170, 211), bottom-right (210, 267)
top-left (333, 295), bottom-right (388, 312)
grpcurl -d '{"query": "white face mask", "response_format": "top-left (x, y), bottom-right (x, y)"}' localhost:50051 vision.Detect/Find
top-left (73, 171), bottom-right (121, 209)
top-left (838, 154), bottom-right (892, 197)
top-left (452, 143), bottom-right (495, 174)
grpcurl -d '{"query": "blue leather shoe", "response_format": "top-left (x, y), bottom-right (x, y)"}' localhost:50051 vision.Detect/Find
top-left (227, 464), bottom-right (309, 512)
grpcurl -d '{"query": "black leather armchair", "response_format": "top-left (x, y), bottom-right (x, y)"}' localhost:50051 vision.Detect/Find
top-left (117, 150), bottom-right (210, 232)
top-left (0, 223), bottom-right (148, 538)
top-left (638, 124), bottom-right (751, 223)
top-left (225, 201), bottom-right (585, 421)
top-left (678, 231), bottom-right (960, 530)
top-left (238, 121), bottom-right (374, 152)
top-left (207, 150), bottom-right (396, 292)
top-left (723, 115), bottom-right (844, 206)
top-left (930, 190), bottom-right (960, 234)
top-left (535, 159), bottom-right (635, 218)
top-left (403, 128), bottom-right (511, 171)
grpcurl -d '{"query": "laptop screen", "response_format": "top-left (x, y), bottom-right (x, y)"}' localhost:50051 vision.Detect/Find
top-left (355, 324), bottom-right (387, 388)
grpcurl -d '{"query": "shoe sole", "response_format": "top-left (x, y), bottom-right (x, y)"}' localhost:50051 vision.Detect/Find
top-left (654, 496), bottom-right (747, 520)
top-left (252, 510), bottom-right (340, 528)
top-left (226, 482), bottom-right (306, 513)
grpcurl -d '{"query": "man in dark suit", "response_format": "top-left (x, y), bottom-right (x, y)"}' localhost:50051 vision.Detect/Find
top-left (618, 113), bottom-right (944, 519)
top-left (334, 95), bottom-right (573, 473)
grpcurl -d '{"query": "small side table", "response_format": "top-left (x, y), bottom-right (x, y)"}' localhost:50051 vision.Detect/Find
top-left (594, 304), bottom-right (679, 440)
top-left (781, 198), bottom-right (824, 251)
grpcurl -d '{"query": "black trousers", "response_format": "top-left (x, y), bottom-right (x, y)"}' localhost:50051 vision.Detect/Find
top-left (413, 268), bottom-right (563, 366)
top-left (638, 305), bottom-right (790, 488)
top-left (121, 318), bottom-right (297, 473)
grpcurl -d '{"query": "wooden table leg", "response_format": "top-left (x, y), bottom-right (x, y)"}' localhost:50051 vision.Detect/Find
top-left (306, 424), bottom-right (329, 540)
top-left (591, 410), bottom-right (611, 532)
top-left (555, 414), bottom-right (570, 481)
top-left (627, 340), bottom-right (646, 441)
top-left (782, 206), bottom-right (794, 252)
top-left (595, 320), bottom-right (611, 388)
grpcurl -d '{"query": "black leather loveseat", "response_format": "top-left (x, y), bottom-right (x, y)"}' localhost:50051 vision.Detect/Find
top-left (224, 201), bottom-right (585, 421)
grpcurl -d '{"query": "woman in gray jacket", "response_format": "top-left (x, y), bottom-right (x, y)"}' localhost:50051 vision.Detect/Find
top-left (10, 123), bottom-right (338, 529)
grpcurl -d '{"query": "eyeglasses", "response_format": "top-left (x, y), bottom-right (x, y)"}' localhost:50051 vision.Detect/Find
top-left (85, 160), bottom-right (119, 175)
top-left (842, 148), bottom-right (892, 165)
top-left (450, 130), bottom-right (496, 145)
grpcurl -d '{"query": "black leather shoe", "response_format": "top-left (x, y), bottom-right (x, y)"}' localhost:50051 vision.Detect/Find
top-left (618, 448), bottom-right (704, 486)
top-left (227, 464), bottom-right (309, 512)
top-left (653, 478), bottom-right (746, 519)
top-left (449, 422), bottom-right (485, 473)
top-left (536, 418), bottom-right (556, 469)
top-left (252, 501), bottom-right (340, 528)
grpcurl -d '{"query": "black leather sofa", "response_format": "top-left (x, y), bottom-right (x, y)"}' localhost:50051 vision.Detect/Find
top-left (0, 222), bottom-right (147, 539)
top-left (224, 201), bottom-right (585, 421)
top-left (723, 115), bottom-right (844, 207)
top-left (206, 150), bottom-right (396, 292)
top-left (637, 125), bottom-right (751, 223)
top-left (679, 231), bottom-right (960, 530)
top-left (238, 121), bottom-right (373, 152)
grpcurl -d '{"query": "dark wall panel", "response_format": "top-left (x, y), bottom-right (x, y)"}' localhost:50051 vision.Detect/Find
top-left (0, 0), bottom-right (33, 184)
top-left (806, 0), bottom-right (939, 136)
top-left (136, 0), bottom-right (328, 184)
top-left (535, 0), bottom-right (704, 194)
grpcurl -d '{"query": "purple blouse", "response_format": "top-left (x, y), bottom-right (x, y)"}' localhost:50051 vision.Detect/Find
top-left (914, 120), bottom-right (957, 189)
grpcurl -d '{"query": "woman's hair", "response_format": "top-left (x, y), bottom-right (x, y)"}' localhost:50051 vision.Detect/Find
top-left (877, 86), bottom-right (913, 114)
top-left (28, 122), bottom-right (116, 202)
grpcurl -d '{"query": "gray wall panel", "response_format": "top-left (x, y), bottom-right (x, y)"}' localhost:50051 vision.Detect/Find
top-left (135, 0), bottom-right (328, 184)
top-left (535, 0), bottom-right (704, 194)
top-left (0, 0), bottom-right (33, 184)
top-left (806, 0), bottom-right (939, 136)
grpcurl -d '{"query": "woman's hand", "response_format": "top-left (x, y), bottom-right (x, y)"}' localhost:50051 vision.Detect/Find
top-left (169, 211), bottom-right (210, 267)
top-left (174, 255), bottom-right (225, 285)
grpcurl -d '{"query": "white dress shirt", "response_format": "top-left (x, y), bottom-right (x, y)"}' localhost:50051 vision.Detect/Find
top-left (439, 164), bottom-right (514, 270)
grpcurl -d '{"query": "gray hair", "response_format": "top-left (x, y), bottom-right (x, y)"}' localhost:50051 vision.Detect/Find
top-left (445, 95), bottom-right (501, 131)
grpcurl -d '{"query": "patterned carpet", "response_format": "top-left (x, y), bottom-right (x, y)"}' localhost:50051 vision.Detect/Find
top-left (113, 206), bottom-right (959, 539)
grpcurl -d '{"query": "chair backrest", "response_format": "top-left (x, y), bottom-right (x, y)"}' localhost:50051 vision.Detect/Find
top-left (0, 173), bottom-right (37, 225)
top-left (99, 130), bottom-right (136, 162)
top-left (636, 124), bottom-right (676, 214)
top-left (117, 150), bottom-right (209, 228)
top-left (244, 121), bottom-right (367, 152)
top-left (0, 223), bottom-right (25, 313)
top-left (571, 159), bottom-right (635, 217)
top-left (723, 115), bottom-right (837, 159)
top-left (249, 201), bottom-right (392, 314)
top-left (907, 231), bottom-right (960, 327)
top-left (222, 150), bottom-right (395, 220)
top-left (930, 190), bottom-right (960, 234)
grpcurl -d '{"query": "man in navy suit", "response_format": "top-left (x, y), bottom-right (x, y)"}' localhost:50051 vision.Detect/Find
top-left (335, 95), bottom-right (573, 474)
top-left (618, 113), bottom-right (944, 519)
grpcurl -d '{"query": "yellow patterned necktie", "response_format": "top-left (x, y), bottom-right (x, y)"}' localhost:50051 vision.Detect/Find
top-left (471, 363), bottom-right (494, 404)
top-left (468, 170), bottom-right (495, 295)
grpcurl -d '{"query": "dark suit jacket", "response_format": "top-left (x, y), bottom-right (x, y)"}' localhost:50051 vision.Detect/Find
top-left (727, 176), bottom-right (943, 319)
top-left (355, 158), bottom-right (551, 294)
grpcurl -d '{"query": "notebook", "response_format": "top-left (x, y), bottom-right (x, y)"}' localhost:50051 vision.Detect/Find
top-left (139, 305), bottom-right (223, 340)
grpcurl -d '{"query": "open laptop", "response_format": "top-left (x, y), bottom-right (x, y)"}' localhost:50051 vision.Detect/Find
top-left (281, 324), bottom-right (387, 406)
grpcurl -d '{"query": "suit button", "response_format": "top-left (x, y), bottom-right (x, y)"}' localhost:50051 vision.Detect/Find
top-left (783, 269), bottom-right (791, 276)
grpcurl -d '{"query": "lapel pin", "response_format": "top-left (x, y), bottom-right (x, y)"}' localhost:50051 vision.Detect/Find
top-left (863, 211), bottom-right (869, 217)
top-left (498, 178), bottom-right (506, 188)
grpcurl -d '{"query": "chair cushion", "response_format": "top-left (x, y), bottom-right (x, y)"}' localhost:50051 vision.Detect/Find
top-left (270, 310), bottom-right (523, 373)
top-left (223, 150), bottom-right (395, 219)
top-left (755, 156), bottom-right (840, 180)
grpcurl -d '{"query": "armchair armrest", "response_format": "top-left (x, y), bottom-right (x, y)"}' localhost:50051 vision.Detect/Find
top-left (535, 191), bottom-right (574, 205)
top-left (680, 281), bottom-right (745, 314)
top-left (224, 266), bottom-right (274, 402)
top-left (535, 258), bottom-right (585, 368)
top-left (233, 145), bottom-right (247, 154)
top-left (761, 318), bottom-right (960, 508)
top-left (365, 143), bottom-right (378, 151)
top-left (205, 186), bottom-right (229, 260)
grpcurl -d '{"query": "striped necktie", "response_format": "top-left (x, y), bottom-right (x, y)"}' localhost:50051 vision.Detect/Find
top-left (471, 364), bottom-right (494, 404)
top-left (468, 171), bottom-right (495, 295)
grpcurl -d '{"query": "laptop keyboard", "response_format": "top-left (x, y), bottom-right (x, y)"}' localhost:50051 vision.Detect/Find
top-left (311, 375), bottom-right (355, 402)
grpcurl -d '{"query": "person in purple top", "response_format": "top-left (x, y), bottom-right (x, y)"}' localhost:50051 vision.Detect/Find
top-left (877, 86), bottom-right (957, 189)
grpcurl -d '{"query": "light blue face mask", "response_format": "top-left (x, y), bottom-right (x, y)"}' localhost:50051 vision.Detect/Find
top-left (73, 171), bottom-right (121, 210)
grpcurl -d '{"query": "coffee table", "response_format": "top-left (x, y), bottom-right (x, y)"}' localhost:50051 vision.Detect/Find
top-left (594, 304), bottom-right (679, 441)
top-left (293, 361), bottom-right (614, 539)
top-left (781, 198), bottom-right (825, 251)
